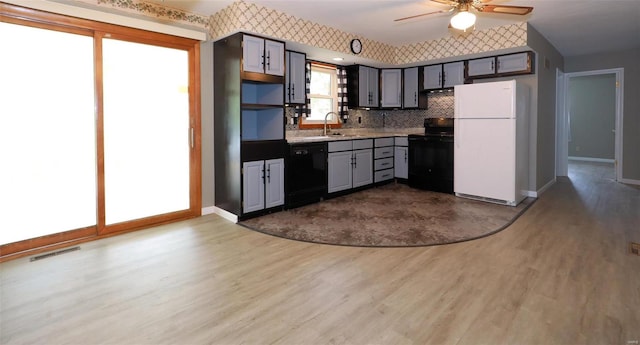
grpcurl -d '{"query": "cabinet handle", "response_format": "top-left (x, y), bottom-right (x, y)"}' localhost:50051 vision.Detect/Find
top-left (491, 60), bottom-right (494, 71)
top-left (266, 165), bottom-right (271, 183)
top-left (266, 51), bottom-right (271, 70)
top-left (404, 151), bottom-right (407, 162)
top-left (352, 155), bottom-right (356, 169)
top-left (261, 52), bottom-right (265, 68)
top-left (291, 84), bottom-right (295, 98)
top-left (381, 162), bottom-right (389, 166)
top-left (414, 92), bottom-right (417, 104)
top-left (261, 166), bottom-right (265, 181)
top-left (442, 71), bottom-right (446, 87)
top-left (382, 174), bottom-right (390, 178)
top-left (497, 60), bottom-right (500, 71)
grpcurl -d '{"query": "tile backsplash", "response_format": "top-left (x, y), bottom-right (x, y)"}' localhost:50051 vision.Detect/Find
top-left (286, 92), bottom-right (454, 131)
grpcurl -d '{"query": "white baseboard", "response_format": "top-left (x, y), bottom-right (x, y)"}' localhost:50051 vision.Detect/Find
top-left (201, 206), bottom-right (216, 215)
top-left (534, 178), bottom-right (556, 197)
top-left (619, 178), bottom-right (640, 186)
top-left (213, 207), bottom-right (238, 223)
top-left (568, 156), bottom-right (615, 163)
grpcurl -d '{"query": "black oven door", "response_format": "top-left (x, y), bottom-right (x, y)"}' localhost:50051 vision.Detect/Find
top-left (408, 135), bottom-right (454, 194)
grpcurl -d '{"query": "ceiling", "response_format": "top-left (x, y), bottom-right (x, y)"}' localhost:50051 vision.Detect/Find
top-left (152, 0), bottom-right (640, 59)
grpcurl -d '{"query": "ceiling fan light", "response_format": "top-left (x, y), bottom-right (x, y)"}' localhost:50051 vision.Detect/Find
top-left (450, 11), bottom-right (476, 31)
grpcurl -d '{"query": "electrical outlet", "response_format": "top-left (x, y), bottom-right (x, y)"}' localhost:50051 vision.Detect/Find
top-left (630, 242), bottom-right (640, 256)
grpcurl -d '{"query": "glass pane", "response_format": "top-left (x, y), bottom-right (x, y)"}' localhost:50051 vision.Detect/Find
top-left (0, 22), bottom-right (96, 245)
top-left (103, 39), bottom-right (190, 225)
top-left (309, 98), bottom-right (333, 120)
top-left (310, 69), bottom-right (331, 95)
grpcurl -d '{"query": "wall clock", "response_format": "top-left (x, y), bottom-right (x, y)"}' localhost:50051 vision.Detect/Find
top-left (350, 39), bottom-right (362, 55)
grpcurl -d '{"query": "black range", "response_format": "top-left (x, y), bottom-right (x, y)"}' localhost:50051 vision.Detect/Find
top-left (408, 118), bottom-right (454, 194)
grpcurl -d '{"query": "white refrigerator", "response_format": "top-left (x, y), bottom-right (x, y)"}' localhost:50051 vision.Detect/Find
top-left (453, 80), bottom-right (530, 206)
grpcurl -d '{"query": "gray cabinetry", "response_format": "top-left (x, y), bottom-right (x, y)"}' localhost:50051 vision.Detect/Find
top-left (374, 137), bottom-right (394, 183)
top-left (466, 52), bottom-right (534, 79)
top-left (424, 62), bottom-right (465, 90)
top-left (347, 65), bottom-right (379, 108)
top-left (394, 137), bottom-right (408, 179)
top-left (242, 158), bottom-right (285, 213)
top-left (327, 139), bottom-right (373, 193)
top-left (403, 67), bottom-right (427, 109)
top-left (381, 69), bottom-right (402, 108)
top-left (285, 50), bottom-right (306, 104)
top-left (243, 34), bottom-right (284, 76)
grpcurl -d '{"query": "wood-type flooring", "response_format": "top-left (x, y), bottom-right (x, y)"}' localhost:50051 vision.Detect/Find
top-left (1, 162), bottom-right (638, 344)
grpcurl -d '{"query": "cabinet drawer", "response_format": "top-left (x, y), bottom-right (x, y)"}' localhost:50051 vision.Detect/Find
top-left (374, 147), bottom-right (394, 159)
top-left (374, 137), bottom-right (394, 147)
top-left (374, 168), bottom-right (394, 182)
top-left (374, 157), bottom-right (394, 171)
top-left (328, 140), bottom-right (352, 152)
top-left (394, 137), bottom-right (408, 146)
top-left (352, 139), bottom-right (373, 150)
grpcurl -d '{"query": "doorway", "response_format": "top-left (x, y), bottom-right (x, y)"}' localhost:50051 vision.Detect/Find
top-left (556, 68), bottom-right (623, 180)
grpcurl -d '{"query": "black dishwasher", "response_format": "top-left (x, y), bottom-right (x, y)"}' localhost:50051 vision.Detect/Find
top-left (286, 142), bottom-right (327, 208)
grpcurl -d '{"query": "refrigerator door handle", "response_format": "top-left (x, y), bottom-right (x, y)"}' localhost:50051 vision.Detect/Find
top-left (455, 119), bottom-right (460, 148)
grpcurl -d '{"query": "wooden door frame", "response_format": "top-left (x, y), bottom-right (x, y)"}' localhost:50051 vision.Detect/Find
top-left (0, 3), bottom-right (202, 262)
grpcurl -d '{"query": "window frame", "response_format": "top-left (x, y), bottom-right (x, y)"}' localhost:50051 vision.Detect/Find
top-left (299, 62), bottom-right (341, 129)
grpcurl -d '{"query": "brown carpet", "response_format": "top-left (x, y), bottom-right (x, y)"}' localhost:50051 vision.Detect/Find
top-left (239, 183), bottom-right (535, 247)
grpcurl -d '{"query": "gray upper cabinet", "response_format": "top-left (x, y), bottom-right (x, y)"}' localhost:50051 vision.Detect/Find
top-left (424, 62), bottom-right (465, 90)
top-left (424, 64), bottom-right (443, 90)
top-left (285, 51), bottom-right (306, 104)
top-left (442, 62), bottom-right (465, 88)
top-left (347, 65), bottom-right (379, 108)
top-left (242, 34), bottom-right (284, 76)
top-left (467, 57), bottom-right (496, 77)
top-left (403, 67), bottom-right (419, 108)
top-left (381, 69), bottom-right (402, 108)
top-left (466, 52), bottom-right (534, 79)
top-left (497, 52), bottom-right (532, 74)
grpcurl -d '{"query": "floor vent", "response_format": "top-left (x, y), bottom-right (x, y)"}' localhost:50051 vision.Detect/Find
top-left (630, 242), bottom-right (640, 256)
top-left (30, 246), bottom-right (80, 262)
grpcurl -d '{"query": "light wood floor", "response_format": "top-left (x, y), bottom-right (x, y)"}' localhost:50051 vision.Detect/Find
top-left (1, 162), bottom-right (639, 344)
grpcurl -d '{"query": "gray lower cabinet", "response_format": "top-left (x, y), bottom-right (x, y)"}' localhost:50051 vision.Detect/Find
top-left (374, 137), bottom-right (394, 183)
top-left (243, 158), bottom-right (284, 213)
top-left (327, 139), bottom-right (373, 193)
top-left (394, 137), bottom-right (408, 179)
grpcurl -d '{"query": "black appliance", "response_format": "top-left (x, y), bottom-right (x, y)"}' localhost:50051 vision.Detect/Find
top-left (408, 118), bottom-right (454, 193)
top-left (286, 142), bottom-right (327, 208)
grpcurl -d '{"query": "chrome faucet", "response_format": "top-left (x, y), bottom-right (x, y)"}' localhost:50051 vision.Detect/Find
top-left (324, 111), bottom-right (338, 136)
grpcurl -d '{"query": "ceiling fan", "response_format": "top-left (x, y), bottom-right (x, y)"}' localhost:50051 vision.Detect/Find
top-left (395, 0), bottom-right (533, 32)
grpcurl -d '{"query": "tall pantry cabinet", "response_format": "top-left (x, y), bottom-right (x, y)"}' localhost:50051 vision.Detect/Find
top-left (214, 33), bottom-right (286, 220)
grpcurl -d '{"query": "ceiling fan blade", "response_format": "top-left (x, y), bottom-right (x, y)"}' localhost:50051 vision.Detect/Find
top-left (478, 4), bottom-right (533, 15)
top-left (394, 9), bottom-right (450, 22)
top-left (430, 0), bottom-right (458, 5)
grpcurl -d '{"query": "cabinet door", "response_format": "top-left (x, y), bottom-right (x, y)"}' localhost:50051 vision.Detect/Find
top-left (403, 67), bottom-right (419, 108)
top-left (381, 69), bottom-right (402, 108)
top-left (368, 67), bottom-right (379, 107)
top-left (394, 146), bottom-right (408, 179)
top-left (286, 51), bottom-right (306, 104)
top-left (467, 57), bottom-right (496, 77)
top-left (443, 62), bottom-right (465, 88)
top-left (328, 151), bottom-right (353, 193)
top-left (264, 39), bottom-right (285, 76)
top-left (353, 149), bottom-right (373, 188)
top-left (497, 52), bottom-right (531, 74)
top-left (424, 64), bottom-right (443, 90)
top-left (242, 160), bottom-right (265, 213)
top-left (358, 66), bottom-right (370, 107)
top-left (265, 158), bottom-right (285, 208)
top-left (243, 35), bottom-right (265, 74)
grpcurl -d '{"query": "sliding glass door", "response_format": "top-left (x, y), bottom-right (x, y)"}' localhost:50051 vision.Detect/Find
top-left (102, 38), bottom-right (191, 227)
top-left (0, 22), bottom-right (97, 245)
top-left (0, 4), bottom-right (201, 258)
